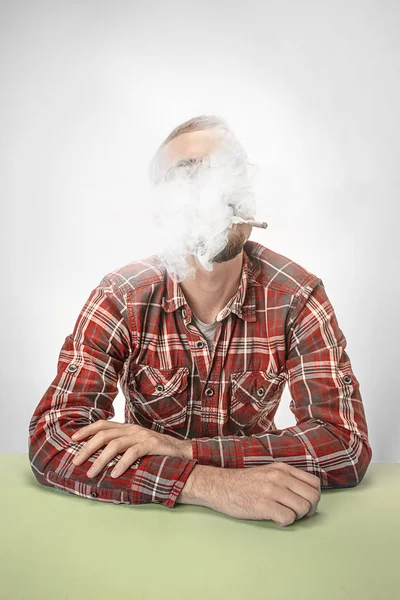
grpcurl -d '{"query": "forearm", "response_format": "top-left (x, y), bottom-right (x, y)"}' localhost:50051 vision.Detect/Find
top-left (176, 463), bottom-right (233, 508)
top-left (191, 420), bottom-right (372, 488)
top-left (29, 417), bottom-right (198, 508)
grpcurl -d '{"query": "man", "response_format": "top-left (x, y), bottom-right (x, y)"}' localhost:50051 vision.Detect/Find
top-left (28, 115), bottom-right (372, 527)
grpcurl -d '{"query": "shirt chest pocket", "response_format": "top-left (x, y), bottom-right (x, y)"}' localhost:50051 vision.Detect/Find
top-left (230, 369), bottom-right (287, 433)
top-left (128, 364), bottom-right (189, 430)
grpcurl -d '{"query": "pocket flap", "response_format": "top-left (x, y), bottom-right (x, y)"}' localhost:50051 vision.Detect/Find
top-left (231, 368), bottom-right (287, 403)
top-left (128, 364), bottom-right (190, 430)
top-left (229, 368), bottom-right (287, 433)
top-left (132, 365), bottom-right (189, 396)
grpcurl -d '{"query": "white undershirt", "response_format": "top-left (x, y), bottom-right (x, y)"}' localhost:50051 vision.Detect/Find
top-left (191, 313), bottom-right (218, 352)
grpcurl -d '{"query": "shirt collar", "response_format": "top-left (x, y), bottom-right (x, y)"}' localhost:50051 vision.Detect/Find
top-left (161, 245), bottom-right (258, 322)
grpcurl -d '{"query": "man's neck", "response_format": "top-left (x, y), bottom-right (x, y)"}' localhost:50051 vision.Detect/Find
top-left (179, 251), bottom-right (244, 324)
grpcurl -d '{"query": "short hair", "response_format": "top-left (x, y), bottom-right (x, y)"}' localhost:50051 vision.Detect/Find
top-left (148, 114), bottom-right (249, 185)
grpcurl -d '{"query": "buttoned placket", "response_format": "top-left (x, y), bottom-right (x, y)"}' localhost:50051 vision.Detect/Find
top-left (160, 251), bottom-right (255, 437)
top-left (181, 306), bottom-right (224, 437)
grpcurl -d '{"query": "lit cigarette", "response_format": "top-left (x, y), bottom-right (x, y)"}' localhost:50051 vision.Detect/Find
top-left (231, 216), bottom-right (268, 229)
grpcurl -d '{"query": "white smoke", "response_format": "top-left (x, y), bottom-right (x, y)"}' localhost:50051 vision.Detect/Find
top-left (146, 127), bottom-right (258, 283)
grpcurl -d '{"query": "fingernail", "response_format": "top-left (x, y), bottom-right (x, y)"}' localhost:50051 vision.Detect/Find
top-left (111, 469), bottom-right (119, 478)
top-left (87, 468), bottom-right (95, 477)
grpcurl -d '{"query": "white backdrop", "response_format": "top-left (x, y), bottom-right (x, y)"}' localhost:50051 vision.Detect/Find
top-left (1, 0), bottom-right (399, 461)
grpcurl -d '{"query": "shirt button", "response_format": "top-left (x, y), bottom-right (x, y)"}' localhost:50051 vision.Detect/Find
top-left (67, 364), bottom-right (78, 373)
top-left (343, 375), bottom-right (352, 384)
top-left (257, 387), bottom-right (265, 397)
top-left (196, 340), bottom-right (204, 348)
top-left (156, 384), bottom-right (164, 392)
top-left (205, 388), bottom-right (214, 396)
top-left (182, 309), bottom-right (187, 318)
top-left (90, 492), bottom-right (98, 498)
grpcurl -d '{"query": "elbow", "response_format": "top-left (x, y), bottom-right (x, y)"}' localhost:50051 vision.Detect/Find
top-left (323, 438), bottom-right (373, 489)
top-left (352, 439), bottom-right (373, 487)
top-left (28, 440), bottom-right (49, 488)
top-left (28, 428), bottom-right (58, 490)
top-left (28, 454), bottom-right (54, 491)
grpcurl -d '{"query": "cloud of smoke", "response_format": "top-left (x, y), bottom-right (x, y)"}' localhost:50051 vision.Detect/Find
top-left (147, 130), bottom-right (258, 283)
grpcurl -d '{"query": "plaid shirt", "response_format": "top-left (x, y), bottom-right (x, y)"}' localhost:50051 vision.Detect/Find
top-left (28, 240), bottom-right (372, 508)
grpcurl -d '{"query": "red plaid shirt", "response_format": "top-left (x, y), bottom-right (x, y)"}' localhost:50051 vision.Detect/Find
top-left (28, 240), bottom-right (372, 508)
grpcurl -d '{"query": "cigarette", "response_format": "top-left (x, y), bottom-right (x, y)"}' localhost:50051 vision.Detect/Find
top-left (231, 216), bottom-right (268, 229)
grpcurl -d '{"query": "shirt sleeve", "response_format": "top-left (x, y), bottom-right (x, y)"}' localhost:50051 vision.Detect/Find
top-left (191, 276), bottom-right (373, 489)
top-left (28, 275), bottom-right (198, 508)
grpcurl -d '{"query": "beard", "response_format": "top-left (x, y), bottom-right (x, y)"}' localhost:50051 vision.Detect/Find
top-left (212, 227), bottom-right (247, 263)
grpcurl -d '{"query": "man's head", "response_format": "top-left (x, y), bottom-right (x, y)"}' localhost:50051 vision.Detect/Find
top-left (149, 114), bottom-right (250, 183)
top-left (148, 115), bottom-right (256, 279)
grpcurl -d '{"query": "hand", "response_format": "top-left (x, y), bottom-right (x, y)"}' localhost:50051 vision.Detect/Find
top-left (71, 421), bottom-right (193, 478)
top-left (204, 462), bottom-right (321, 526)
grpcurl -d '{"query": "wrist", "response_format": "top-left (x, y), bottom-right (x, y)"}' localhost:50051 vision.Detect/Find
top-left (176, 464), bottom-right (231, 507)
top-left (180, 439), bottom-right (193, 460)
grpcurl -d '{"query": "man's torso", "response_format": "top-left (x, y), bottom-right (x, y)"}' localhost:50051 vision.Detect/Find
top-left (105, 240), bottom-right (320, 440)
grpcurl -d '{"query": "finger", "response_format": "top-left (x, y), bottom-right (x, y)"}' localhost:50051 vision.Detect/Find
top-left (304, 503), bottom-right (318, 518)
top-left (278, 473), bottom-right (321, 519)
top-left (87, 434), bottom-right (137, 477)
top-left (277, 463), bottom-right (321, 490)
top-left (270, 487), bottom-right (312, 523)
top-left (111, 438), bottom-right (159, 477)
top-left (72, 428), bottom-right (127, 466)
top-left (269, 500), bottom-right (298, 528)
top-left (71, 420), bottom-right (125, 440)
top-left (77, 427), bottom-right (155, 470)
top-left (111, 435), bottom-right (185, 478)
top-left (281, 477), bottom-right (321, 519)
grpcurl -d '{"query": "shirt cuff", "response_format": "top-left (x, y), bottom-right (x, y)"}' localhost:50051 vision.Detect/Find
top-left (132, 455), bottom-right (199, 508)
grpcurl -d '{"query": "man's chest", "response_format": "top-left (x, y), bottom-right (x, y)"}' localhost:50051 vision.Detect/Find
top-left (120, 308), bottom-right (289, 439)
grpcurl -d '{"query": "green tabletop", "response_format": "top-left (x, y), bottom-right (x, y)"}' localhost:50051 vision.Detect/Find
top-left (1, 458), bottom-right (399, 600)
